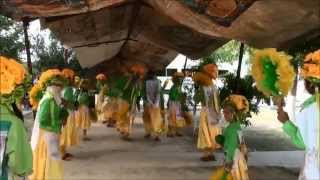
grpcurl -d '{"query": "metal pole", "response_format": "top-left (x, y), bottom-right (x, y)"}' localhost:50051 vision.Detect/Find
top-left (183, 56), bottom-right (188, 76)
top-left (235, 43), bottom-right (245, 93)
top-left (23, 18), bottom-right (32, 75)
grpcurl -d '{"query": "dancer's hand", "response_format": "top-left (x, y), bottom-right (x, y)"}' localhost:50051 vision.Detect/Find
top-left (277, 108), bottom-right (289, 123)
top-left (224, 161), bottom-right (233, 171)
top-left (62, 118), bottom-right (67, 126)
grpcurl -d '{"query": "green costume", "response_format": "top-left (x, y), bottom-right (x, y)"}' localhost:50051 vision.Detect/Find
top-left (217, 121), bottom-right (242, 162)
top-left (77, 91), bottom-right (90, 106)
top-left (62, 86), bottom-right (77, 111)
top-left (112, 75), bottom-right (142, 108)
top-left (108, 76), bottom-right (129, 98)
top-left (281, 95), bottom-right (316, 150)
top-left (282, 121), bottom-right (306, 149)
top-left (0, 105), bottom-right (32, 180)
top-left (38, 92), bottom-right (68, 134)
top-left (169, 84), bottom-right (182, 102)
top-left (62, 86), bottom-right (76, 104)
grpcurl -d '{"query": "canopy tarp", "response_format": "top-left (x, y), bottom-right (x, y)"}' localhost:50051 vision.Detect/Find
top-left (1, 0), bottom-right (319, 73)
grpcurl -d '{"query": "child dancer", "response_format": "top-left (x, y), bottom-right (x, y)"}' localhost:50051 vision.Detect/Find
top-left (213, 94), bottom-right (249, 180)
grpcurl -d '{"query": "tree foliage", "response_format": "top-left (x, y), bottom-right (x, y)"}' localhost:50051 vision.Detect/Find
top-left (200, 40), bottom-right (242, 65)
top-left (219, 73), bottom-right (270, 126)
top-left (286, 35), bottom-right (320, 70)
top-left (0, 15), bottom-right (24, 60)
top-left (32, 33), bottom-right (84, 76)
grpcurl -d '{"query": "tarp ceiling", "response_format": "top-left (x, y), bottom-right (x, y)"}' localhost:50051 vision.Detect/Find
top-left (1, 0), bottom-right (319, 74)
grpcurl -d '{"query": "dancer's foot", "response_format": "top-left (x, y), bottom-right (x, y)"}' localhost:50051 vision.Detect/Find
top-left (107, 123), bottom-right (115, 128)
top-left (176, 132), bottom-right (183, 137)
top-left (144, 134), bottom-right (151, 139)
top-left (121, 135), bottom-right (132, 141)
top-left (154, 137), bottom-right (161, 142)
top-left (167, 134), bottom-right (174, 138)
top-left (62, 153), bottom-right (74, 161)
top-left (83, 137), bottom-right (91, 141)
top-left (200, 155), bottom-right (216, 162)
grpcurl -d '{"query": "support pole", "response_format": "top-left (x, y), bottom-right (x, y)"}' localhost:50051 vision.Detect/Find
top-left (235, 43), bottom-right (245, 93)
top-left (23, 18), bottom-right (32, 76)
top-left (183, 56), bottom-right (188, 76)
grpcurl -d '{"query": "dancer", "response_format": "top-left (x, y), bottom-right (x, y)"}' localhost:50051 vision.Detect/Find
top-left (95, 73), bottom-right (108, 124)
top-left (212, 95), bottom-right (249, 180)
top-left (116, 64), bottom-right (145, 140)
top-left (277, 49), bottom-right (320, 180)
top-left (193, 64), bottom-right (221, 161)
top-left (143, 71), bottom-right (163, 141)
top-left (0, 56), bottom-right (32, 180)
top-left (167, 72), bottom-right (186, 137)
top-left (60, 68), bottom-right (79, 161)
top-left (30, 69), bottom-right (68, 180)
top-left (76, 78), bottom-right (92, 141)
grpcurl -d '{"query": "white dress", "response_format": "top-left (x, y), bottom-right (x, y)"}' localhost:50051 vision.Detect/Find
top-left (293, 103), bottom-right (320, 180)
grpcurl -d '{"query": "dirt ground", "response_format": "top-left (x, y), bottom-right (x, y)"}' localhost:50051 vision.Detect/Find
top-left (24, 108), bottom-right (300, 180)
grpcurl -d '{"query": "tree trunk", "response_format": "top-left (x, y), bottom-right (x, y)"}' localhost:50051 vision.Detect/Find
top-left (23, 18), bottom-right (32, 75)
top-left (235, 43), bottom-right (245, 93)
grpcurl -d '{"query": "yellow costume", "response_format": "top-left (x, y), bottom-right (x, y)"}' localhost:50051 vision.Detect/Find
top-left (76, 105), bottom-right (92, 129)
top-left (60, 85), bottom-right (79, 157)
top-left (60, 111), bottom-right (79, 153)
top-left (102, 97), bottom-right (118, 124)
top-left (196, 85), bottom-right (221, 152)
top-left (168, 101), bottom-right (187, 135)
top-left (143, 77), bottom-right (164, 137)
top-left (193, 64), bottom-right (221, 160)
top-left (213, 94), bottom-right (250, 180)
top-left (197, 108), bottom-right (221, 150)
top-left (115, 64), bottom-right (145, 139)
top-left (116, 98), bottom-right (131, 136)
top-left (30, 86), bottom-right (67, 180)
top-left (143, 105), bottom-right (163, 135)
top-left (96, 89), bottom-right (106, 123)
top-left (167, 72), bottom-right (189, 136)
top-left (30, 130), bottom-right (64, 180)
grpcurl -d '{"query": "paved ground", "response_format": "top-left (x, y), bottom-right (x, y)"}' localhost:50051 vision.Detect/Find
top-left (24, 108), bottom-right (300, 180)
top-left (62, 122), bottom-right (299, 180)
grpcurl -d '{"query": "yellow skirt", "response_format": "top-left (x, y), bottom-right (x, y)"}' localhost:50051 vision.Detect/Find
top-left (143, 106), bottom-right (164, 134)
top-left (176, 118), bottom-right (186, 128)
top-left (60, 112), bottom-right (79, 147)
top-left (211, 167), bottom-right (233, 180)
top-left (96, 101), bottom-right (105, 122)
top-left (183, 111), bottom-right (193, 126)
top-left (76, 105), bottom-right (91, 129)
top-left (211, 150), bottom-right (249, 180)
top-left (96, 94), bottom-right (104, 122)
top-left (231, 150), bottom-right (249, 180)
top-left (116, 99), bottom-right (130, 134)
top-left (197, 110), bottom-right (221, 150)
top-left (143, 107), bottom-right (152, 134)
top-left (29, 130), bottom-right (63, 180)
top-left (168, 103), bottom-right (186, 128)
top-left (103, 97), bottom-right (118, 121)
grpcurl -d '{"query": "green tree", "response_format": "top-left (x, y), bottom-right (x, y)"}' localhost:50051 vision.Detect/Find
top-left (0, 15), bottom-right (24, 59)
top-left (32, 33), bottom-right (84, 75)
top-left (200, 40), bottom-right (241, 65)
top-left (287, 35), bottom-right (320, 70)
